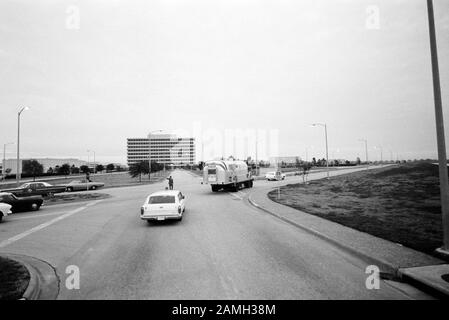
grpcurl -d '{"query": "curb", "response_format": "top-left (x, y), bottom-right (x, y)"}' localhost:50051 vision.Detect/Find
top-left (4, 254), bottom-right (59, 300)
top-left (247, 192), bottom-right (448, 298)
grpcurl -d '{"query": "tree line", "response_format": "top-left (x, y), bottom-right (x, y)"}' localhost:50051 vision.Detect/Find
top-left (2, 160), bottom-right (124, 181)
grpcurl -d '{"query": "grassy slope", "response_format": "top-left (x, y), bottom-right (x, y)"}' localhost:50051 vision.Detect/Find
top-left (0, 257), bottom-right (30, 300)
top-left (268, 163), bottom-right (444, 254)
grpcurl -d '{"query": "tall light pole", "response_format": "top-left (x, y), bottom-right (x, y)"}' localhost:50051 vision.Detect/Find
top-left (2, 142), bottom-right (14, 179)
top-left (148, 130), bottom-right (162, 180)
top-left (311, 123), bottom-right (329, 179)
top-left (87, 150), bottom-right (96, 174)
top-left (375, 146), bottom-right (383, 163)
top-left (427, 0), bottom-right (449, 252)
top-left (359, 139), bottom-right (369, 169)
top-left (17, 107), bottom-right (30, 186)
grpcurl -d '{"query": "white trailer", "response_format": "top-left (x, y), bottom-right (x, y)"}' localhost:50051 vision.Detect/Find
top-left (203, 160), bottom-right (254, 192)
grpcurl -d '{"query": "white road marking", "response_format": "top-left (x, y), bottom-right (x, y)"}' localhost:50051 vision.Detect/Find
top-left (8, 211), bottom-right (69, 221)
top-left (0, 200), bottom-right (103, 248)
top-left (228, 192), bottom-right (243, 200)
top-left (237, 191), bottom-right (246, 197)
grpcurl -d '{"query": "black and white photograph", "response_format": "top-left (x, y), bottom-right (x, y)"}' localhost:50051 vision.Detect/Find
top-left (1, 0), bottom-right (449, 308)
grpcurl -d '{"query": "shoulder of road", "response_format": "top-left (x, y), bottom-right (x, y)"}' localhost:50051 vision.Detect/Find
top-left (247, 176), bottom-right (449, 298)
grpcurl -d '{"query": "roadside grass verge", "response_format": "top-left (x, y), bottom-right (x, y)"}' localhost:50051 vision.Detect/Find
top-left (44, 192), bottom-right (111, 206)
top-left (0, 256), bottom-right (30, 300)
top-left (0, 171), bottom-right (171, 190)
top-left (268, 162), bottom-right (444, 254)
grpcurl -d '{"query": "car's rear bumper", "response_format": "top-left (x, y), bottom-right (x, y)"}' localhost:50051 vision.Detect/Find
top-left (141, 212), bottom-right (182, 221)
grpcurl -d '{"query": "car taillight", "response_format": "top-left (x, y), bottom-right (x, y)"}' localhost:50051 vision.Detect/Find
top-left (178, 206), bottom-right (181, 213)
top-left (141, 207), bottom-right (144, 215)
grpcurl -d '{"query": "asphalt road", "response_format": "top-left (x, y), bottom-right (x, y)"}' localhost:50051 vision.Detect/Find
top-left (0, 169), bottom-right (431, 299)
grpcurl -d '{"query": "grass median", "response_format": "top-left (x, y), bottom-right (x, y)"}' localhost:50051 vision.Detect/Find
top-left (0, 256), bottom-right (30, 300)
top-left (268, 162), bottom-right (444, 255)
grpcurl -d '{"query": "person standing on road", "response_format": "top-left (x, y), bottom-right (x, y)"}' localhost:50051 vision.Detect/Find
top-left (167, 176), bottom-right (174, 190)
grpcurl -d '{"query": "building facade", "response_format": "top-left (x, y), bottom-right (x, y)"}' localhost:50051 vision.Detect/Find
top-left (127, 133), bottom-right (195, 167)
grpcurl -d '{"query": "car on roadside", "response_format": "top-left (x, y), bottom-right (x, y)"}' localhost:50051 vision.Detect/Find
top-left (62, 180), bottom-right (105, 192)
top-left (140, 190), bottom-right (186, 223)
top-left (0, 202), bottom-right (12, 222)
top-left (0, 182), bottom-right (66, 197)
top-left (0, 192), bottom-right (43, 212)
top-left (265, 171), bottom-right (286, 181)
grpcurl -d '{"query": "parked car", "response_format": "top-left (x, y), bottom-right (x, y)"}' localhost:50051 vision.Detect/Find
top-left (0, 202), bottom-right (12, 222)
top-left (0, 192), bottom-right (43, 212)
top-left (140, 190), bottom-right (186, 222)
top-left (0, 182), bottom-right (66, 197)
top-left (63, 180), bottom-right (105, 192)
top-left (265, 171), bottom-right (286, 181)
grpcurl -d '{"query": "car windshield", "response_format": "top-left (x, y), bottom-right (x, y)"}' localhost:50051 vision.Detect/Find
top-left (19, 183), bottom-right (29, 188)
top-left (148, 195), bottom-right (176, 204)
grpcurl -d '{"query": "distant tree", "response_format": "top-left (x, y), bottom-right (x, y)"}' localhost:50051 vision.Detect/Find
top-left (116, 165), bottom-right (123, 172)
top-left (301, 162), bottom-right (312, 184)
top-left (47, 167), bottom-right (54, 174)
top-left (71, 165), bottom-right (80, 174)
top-left (356, 157), bottom-right (361, 165)
top-left (106, 163), bottom-right (115, 172)
top-left (57, 163), bottom-right (71, 176)
top-left (295, 157), bottom-right (301, 169)
top-left (150, 161), bottom-right (163, 173)
top-left (96, 164), bottom-right (104, 173)
top-left (80, 165), bottom-right (90, 174)
top-left (129, 161), bottom-right (149, 182)
top-left (198, 161), bottom-right (205, 170)
top-left (312, 157), bottom-right (317, 167)
top-left (22, 159), bottom-right (44, 181)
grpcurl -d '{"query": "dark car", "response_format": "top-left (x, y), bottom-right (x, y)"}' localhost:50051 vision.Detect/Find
top-left (0, 192), bottom-right (43, 212)
top-left (0, 182), bottom-right (66, 197)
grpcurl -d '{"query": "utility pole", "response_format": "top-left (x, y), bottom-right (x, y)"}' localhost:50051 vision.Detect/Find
top-left (148, 130), bottom-right (162, 181)
top-left (359, 139), bottom-right (369, 169)
top-left (17, 107), bottom-right (29, 186)
top-left (427, 0), bottom-right (449, 252)
top-left (2, 142), bottom-right (13, 180)
top-left (312, 123), bottom-right (329, 179)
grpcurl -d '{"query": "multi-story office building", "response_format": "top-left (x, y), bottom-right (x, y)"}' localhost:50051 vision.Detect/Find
top-left (127, 133), bottom-right (195, 167)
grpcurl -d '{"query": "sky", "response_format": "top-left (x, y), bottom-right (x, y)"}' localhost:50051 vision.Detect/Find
top-left (1, 0), bottom-right (449, 164)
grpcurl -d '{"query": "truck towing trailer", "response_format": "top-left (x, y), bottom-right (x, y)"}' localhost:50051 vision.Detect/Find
top-left (203, 160), bottom-right (254, 192)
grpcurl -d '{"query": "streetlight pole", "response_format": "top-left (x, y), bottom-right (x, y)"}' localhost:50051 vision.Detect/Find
top-left (148, 130), bottom-right (162, 181)
top-left (312, 123), bottom-right (329, 179)
top-left (359, 139), bottom-right (369, 169)
top-left (87, 150), bottom-right (95, 174)
top-left (2, 142), bottom-right (14, 180)
top-left (17, 107), bottom-right (29, 186)
top-left (375, 146), bottom-right (383, 163)
top-left (427, 0), bottom-right (449, 252)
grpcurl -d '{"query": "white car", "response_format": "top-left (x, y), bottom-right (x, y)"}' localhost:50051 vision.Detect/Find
top-left (265, 171), bottom-right (286, 181)
top-left (0, 202), bottom-right (12, 222)
top-left (141, 190), bottom-right (186, 222)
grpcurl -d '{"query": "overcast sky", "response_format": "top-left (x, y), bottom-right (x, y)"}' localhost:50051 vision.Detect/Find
top-left (1, 0), bottom-right (449, 164)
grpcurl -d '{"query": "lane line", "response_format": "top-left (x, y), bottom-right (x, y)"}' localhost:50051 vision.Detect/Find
top-left (228, 192), bottom-right (243, 200)
top-left (237, 190), bottom-right (246, 197)
top-left (0, 200), bottom-right (103, 248)
top-left (8, 211), bottom-right (69, 221)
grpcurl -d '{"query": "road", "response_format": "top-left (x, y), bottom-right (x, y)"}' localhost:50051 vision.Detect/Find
top-left (0, 169), bottom-right (431, 299)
